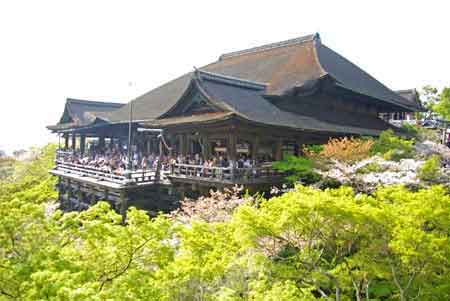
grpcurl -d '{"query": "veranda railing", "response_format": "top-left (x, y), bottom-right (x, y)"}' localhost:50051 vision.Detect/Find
top-left (170, 163), bottom-right (284, 182)
top-left (54, 160), bottom-right (160, 185)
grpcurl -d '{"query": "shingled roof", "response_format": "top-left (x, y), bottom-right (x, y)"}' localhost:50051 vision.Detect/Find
top-left (103, 33), bottom-right (421, 124)
top-left (47, 98), bottom-right (124, 132)
top-left (396, 89), bottom-right (422, 109)
top-left (144, 70), bottom-right (401, 136)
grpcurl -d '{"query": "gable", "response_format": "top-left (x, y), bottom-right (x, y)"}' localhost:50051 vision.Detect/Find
top-left (160, 79), bottom-right (223, 119)
top-left (59, 105), bottom-right (74, 124)
top-left (179, 90), bottom-right (219, 115)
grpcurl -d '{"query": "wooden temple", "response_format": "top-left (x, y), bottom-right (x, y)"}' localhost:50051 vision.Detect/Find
top-left (47, 33), bottom-right (422, 216)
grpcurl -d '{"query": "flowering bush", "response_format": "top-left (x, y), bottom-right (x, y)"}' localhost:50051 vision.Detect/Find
top-left (170, 186), bottom-right (254, 222)
top-left (320, 137), bottom-right (374, 163)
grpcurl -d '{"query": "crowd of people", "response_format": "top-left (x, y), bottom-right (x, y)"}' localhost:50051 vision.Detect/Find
top-left (58, 145), bottom-right (274, 176)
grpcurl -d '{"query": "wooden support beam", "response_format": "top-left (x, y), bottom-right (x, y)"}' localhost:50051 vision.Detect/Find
top-left (252, 136), bottom-right (260, 161)
top-left (147, 138), bottom-right (151, 154)
top-left (201, 133), bottom-right (211, 159)
top-left (120, 191), bottom-right (128, 224)
top-left (228, 133), bottom-right (237, 162)
top-left (178, 134), bottom-right (187, 156)
top-left (67, 179), bottom-right (73, 210)
top-left (99, 136), bottom-right (105, 150)
top-left (71, 134), bottom-right (76, 151)
top-left (80, 135), bottom-right (86, 155)
top-left (275, 138), bottom-right (283, 161)
top-left (64, 134), bottom-right (69, 149)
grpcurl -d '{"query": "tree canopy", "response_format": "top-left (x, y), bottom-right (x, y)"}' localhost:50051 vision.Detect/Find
top-left (1, 145), bottom-right (450, 300)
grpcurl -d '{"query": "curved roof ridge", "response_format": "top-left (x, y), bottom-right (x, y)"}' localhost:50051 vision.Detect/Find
top-left (67, 98), bottom-right (124, 107)
top-left (219, 33), bottom-right (319, 60)
top-left (396, 88), bottom-right (417, 94)
top-left (314, 43), bottom-right (420, 111)
top-left (196, 70), bottom-right (267, 90)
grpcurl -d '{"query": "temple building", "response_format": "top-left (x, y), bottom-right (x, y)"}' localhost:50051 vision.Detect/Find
top-left (47, 33), bottom-right (423, 216)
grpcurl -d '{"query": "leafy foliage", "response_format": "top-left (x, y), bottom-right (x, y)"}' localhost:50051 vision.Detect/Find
top-left (432, 87), bottom-right (450, 120)
top-left (355, 162), bottom-right (383, 174)
top-left (302, 144), bottom-right (324, 157)
top-left (0, 144), bottom-right (57, 204)
top-left (320, 137), bottom-right (374, 163)
top-left (401, 123), bottom-right (419, 137)
top-left (0, 157), bottom-right (15, 180)
top-left (417, 154), bottom-right (442, 182)
top-left (371, 129), bottom-right (414, 161)
top-left (1, 145), bottom-right (450, 300)
top-left (272, 155), bottom-right (321, 184)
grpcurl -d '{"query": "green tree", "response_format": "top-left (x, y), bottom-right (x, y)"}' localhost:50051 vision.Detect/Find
top-left (272, 155), bottom-right (321, 184)
top-left (421, 85), bottom-right (439, 111)
top-left (433, 87), bottom-right (450, 120)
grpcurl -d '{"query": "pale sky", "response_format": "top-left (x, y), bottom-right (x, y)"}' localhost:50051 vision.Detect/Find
top-left (0, 0), bottom-right (449, 154)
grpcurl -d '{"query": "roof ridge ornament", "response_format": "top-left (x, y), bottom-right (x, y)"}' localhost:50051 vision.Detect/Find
top-left (193, 66), bottom-right (203, 82)
top-left (219, 33), bottom-right (318, 60)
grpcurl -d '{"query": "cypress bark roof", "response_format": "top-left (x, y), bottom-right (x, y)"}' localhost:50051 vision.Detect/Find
top-left (396, 89), bottom-right (422, 109)
top-left (104, 33), bottom-right (420, 124)
top-left (144, 70), bottom-right (401, 136)
top-left (47, 98), bottom-right (124, 132)
top-left (49, 34), bottom-right (421, 136)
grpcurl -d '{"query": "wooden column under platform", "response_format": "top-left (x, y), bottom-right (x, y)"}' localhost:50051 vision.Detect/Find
top-left (120, 190), bottom-right (128, 224)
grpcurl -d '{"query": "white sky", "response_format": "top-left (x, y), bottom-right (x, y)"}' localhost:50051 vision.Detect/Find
top-left (0, 0), bottom-right (449, 154)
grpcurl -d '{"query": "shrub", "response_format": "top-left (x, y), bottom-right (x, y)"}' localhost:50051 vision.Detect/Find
top-left (418, 155), bottom-right (442, 182)
top-left (302, 144), bottom-right (323, 157)
top-left (401, 123), bottom-right (419, 137)
top-left (272, 155), bottom-right (321, 184)
top-left (371, 129), bottom-right (414, 161)
top-left (320, 137), bottom-right (374, 163)
top-left (356, 162), bottom-right (383, 174)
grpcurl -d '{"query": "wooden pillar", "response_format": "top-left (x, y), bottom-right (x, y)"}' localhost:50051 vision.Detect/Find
top-left (77, 187), bottom-right (84, 210)
top-left (155, 140), bottom-right (163, 182)
top-left (185, 136), bottom-right (191, 155)
top-left (99, 136), bottom-right (105, 150)
top-left (64, 134), bottom-right (69, 149)
top-left (71, 134), bottom-right (76, 151)
top-left (275, 138), bottom-right (283, 161)
top-left (120, 191), bottom-right (128, 224)
top-left (80, 135), bottom-right (86, 155)
top-left (228, 133), bottom-right (237, 161)
top-left (57, 177), bottom-right (63, 204)
top-left (178, 184), bottom-right (186, 201)
top-left (200, 134), bottom-right (211, 159)
top-left (251, 136), bottom-right (259, 161)
top-left (179, 134), bottom-right (187, 156)
top-left (67, 179), bottom-right (73, 210)
top-left (104, 188), bottom-right (109, 202)
top-left (146, 137), bottom-right (151, 154)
